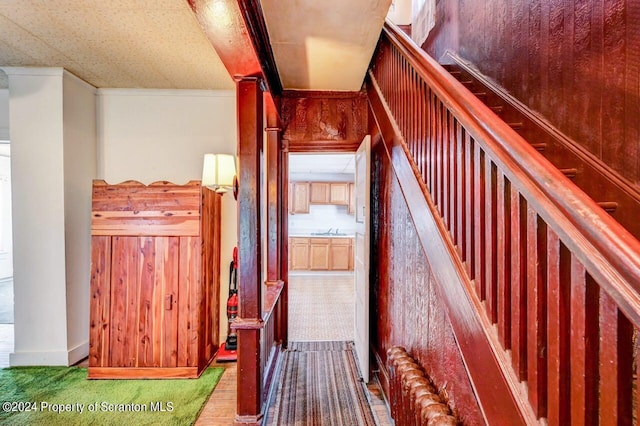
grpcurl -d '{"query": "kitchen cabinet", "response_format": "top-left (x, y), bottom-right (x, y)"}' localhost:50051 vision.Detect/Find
top-left (288, 237), bottom-right (354, 271)
top-left (290, 182), bottom-right (310, 214)
top-left (310, 238), bottom-right (331, 270)
top-left (309, 182), bottom-right (330, 204)
top-left (291, 181), bottom-right (355, 213)
top-left (329, 238), bottom-right (352, 270)
top-left (290, 237), bottom-right (310, 270)
top-left (329, 183), bottom-right (349, 205)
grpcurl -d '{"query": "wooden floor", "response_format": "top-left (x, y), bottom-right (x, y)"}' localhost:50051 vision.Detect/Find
top-left (196, 357), bottom-right (392, 426)
top-left (0, 272), bottom-right (393, 425)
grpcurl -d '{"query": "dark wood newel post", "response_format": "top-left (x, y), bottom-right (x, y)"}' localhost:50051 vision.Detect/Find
top-left (233, 75), bottom-right (264, 425)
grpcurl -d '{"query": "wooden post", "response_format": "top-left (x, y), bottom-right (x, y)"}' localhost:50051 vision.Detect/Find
top-left (233, 75), bottom-right (264, 425)
top-left (266, 125), bottom-right (281, 282)
top-left (280, 140), bottom-right (290, 348)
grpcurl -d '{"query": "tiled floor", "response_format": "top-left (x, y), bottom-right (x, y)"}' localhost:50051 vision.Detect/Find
top-left (288, 272), bottom-right (354, 341)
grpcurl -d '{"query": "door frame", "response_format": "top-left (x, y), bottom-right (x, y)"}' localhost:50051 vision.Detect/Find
top-left (281, 144), bottom-right (363, 330)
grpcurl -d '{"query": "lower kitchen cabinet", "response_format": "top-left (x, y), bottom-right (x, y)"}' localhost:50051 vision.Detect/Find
top-left (290, 237), bottom-right (310, 270)
top-left (310, 238), bottom-right (331, 270)
top-left (329, 238), bottom-right (352, 270)
top-left (288, 237), bottom-right (353, 271)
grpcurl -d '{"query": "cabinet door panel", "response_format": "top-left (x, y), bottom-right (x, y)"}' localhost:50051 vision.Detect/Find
top-left (329, 183), bottom-right (349, 205)
top-left (309, 238), bottom-right (330, 269)
top-left (290, 238), bottom-right (310, 270)
top-left (329, 239), bottom-right (352, 270)
top-left (310, 182), bottom-right (330, 203)
top-left (290, 183), bottom-right (310, 213)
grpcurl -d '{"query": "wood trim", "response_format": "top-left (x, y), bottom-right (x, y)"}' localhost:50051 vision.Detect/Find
top-left (373, 349), bottom-right (391, 399)
top-left (266, 127), bottom-right (281, 281)
top-left (237, 0), bottom-right (282, 95)
top-left (382, 21), bottom-right (640, 326)
top-left (443, 51), bottom-right (640, 240)
top-left (280, 145), bottom-right (289, 347)
top-left (263, 280), bottom-right (285, 322)
top-left (233, 414), bottom-right (264, 426)
top-left (87, 366), bottom-right (202, 379)
top-left (286, 139), bottom-right (364, 153)
top-left (367, 73), bottom-right (535, 425)
top-left (282, 90), bottom-right (367, 99)
top-left (235, 76), bottom-right (263, 421)
top-left (189, 0), bottom-right (262, 79)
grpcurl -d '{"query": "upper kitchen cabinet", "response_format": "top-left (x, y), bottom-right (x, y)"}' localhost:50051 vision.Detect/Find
top-left (309, 182), bottom-right (350, 206)
top-left (290, 182), bottom-right (310, 214)
top-left (329, 183), bottom-right (349, 205)
top-left (310, 182), bottom-right (330, 203)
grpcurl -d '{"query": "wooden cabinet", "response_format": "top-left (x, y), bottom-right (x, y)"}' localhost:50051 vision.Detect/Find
top-left (289, 237), bottom-right (354, 271)
top-left (310, 238), bottom-right (331, 270)
top-left (290, 237), bottom-right (310, 270)
top-left (329, 238), bottom-right (352, 270)
top-left (89, 181), bottom-right (221, 379)
top-left (290, 182), bottom-right (310, 214)
top-left (329, 182), bottom-right (349, 205)
top-left (290, 181), bottom-right (355, 213)
top-left (309, 182), bottom-right (330, 203)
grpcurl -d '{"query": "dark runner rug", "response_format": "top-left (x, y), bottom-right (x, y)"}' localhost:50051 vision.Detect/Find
top-left (269, 341), bottom-right (377, 425)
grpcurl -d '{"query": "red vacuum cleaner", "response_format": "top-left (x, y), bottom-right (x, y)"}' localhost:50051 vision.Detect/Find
top-left (217, 247), bottom-right (238, 362)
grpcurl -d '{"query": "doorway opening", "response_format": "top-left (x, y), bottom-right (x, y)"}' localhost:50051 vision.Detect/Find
top-left (0, 77), bottom-right (13, 368)
top-left (287, 153), bottom-right (356, 342)
top-left (0, 144), bottom-right (13, 368)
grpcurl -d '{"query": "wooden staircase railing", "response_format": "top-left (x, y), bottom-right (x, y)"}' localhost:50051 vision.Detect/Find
top-left (369, 20), bottom-right (640, 424)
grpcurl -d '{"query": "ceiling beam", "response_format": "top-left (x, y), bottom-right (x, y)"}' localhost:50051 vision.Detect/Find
top-left (188, 0), bottom-right (282, 96)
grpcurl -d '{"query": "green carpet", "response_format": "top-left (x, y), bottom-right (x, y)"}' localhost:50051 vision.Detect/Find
top-left (0, 366), bottom-right (224, 426)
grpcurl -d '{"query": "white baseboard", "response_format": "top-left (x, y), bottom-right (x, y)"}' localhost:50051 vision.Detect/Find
top-left (10, 340), bottom-right (89, 366)
top-left (67, 340), bottom-right (89, 365)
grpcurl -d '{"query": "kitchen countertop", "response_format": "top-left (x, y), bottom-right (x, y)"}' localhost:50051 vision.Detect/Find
top-left (289, 234), bottom-right (355, 238)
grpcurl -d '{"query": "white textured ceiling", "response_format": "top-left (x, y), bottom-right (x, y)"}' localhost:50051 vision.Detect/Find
top-left (0, 1), bottom-right (391, 92)
top-left (0, 0), bottom-right (233, 89)
top-left (290, 153), bottom-right (355, 174)
top-left (261, 0), bottom-right (392, 91)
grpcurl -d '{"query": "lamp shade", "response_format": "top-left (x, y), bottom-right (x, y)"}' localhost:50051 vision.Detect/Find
top-left (202, 153), bottom-right (236, 188)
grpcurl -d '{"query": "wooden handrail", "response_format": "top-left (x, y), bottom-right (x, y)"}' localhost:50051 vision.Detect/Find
top-left (371, 19), bottom-right (640, 423)
top-left (381, 20), bottom-right (640, 325)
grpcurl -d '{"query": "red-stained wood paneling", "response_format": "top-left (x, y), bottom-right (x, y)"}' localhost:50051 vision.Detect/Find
top-left (281, 91), bottom-right (368, 152)
top-left (370, 132), bottom-right (485, 425)
top-left (373, 19), bottom-right (640, 425)
top-left (425, 0), bottom-right (640, 187)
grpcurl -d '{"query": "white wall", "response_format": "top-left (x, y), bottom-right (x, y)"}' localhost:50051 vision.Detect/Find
top-left (0, 87), bottom-right (10, 280)
top-left (63, 72), bottom-right (97, 363)
top-left (5, 68), bottom-right (71, 365)
top-left (97, 89), bottom-right (238, 342)
top-left (0, 148), bottom-right (12, 280)
top-left (387, 0), bottom-right (412, 25)
top-left (0, 88), bottom-right (8, 140)
top-left (289, 204), bottom-right (356, 235)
